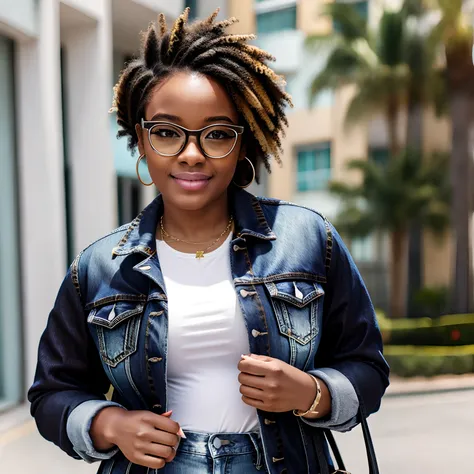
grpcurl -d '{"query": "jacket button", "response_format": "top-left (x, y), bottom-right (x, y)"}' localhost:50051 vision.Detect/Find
top-left (148, 357), bottom-right (163, 363)
top-left (252, 329), bottom-right (268, 338)
top-left (272, 456), bottom-right (284, 463)
top-left (152, 404), bottom-right (162, 410)
top-left (264, 418), bottom-right (276, 425)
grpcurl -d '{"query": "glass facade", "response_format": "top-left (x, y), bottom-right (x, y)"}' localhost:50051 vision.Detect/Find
top-left (256, 6), bottom-right (297, 34)
top-left (333, 1), bottom-right (368, 33)
top-left (0, 36), bottom-right (23, 410)
top-left (296, 143), bottom-right (331, 192)
top-left (369, 147), bottom-right (389, 168)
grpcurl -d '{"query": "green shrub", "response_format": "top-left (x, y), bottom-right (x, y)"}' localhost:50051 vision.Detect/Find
top-left (412, 286), bottom-right (449, 318)
top-left (378, 312), bottom-right (474, 346)
top-left (384, 345), bottom-right (474, 377)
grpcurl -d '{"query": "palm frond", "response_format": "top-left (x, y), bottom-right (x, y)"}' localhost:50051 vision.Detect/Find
top-left (308, 45), bottom-right (369, 104)
top-left (378, 11), bottom-right (405, 66)
top-left (330, 149), bottom-right (451, 238)
top-left (321, 3), bottom-right (368, 42)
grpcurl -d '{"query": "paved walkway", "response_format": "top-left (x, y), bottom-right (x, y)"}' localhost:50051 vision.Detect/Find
top-left (1, 374), bottom-right (473, 473)
top-left (386, 373), bottom-right (474, 397)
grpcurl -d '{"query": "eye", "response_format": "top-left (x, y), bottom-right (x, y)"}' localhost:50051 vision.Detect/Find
top-left (205, 128), bottom-right (234, 140)
top-left (151, 127), bottom-right (181, 138)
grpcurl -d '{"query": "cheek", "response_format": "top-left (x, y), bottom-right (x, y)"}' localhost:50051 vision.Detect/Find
top-left (146, 155), bottom-right (171, 182)
top-left (213, 155), bottom-right (239, 181)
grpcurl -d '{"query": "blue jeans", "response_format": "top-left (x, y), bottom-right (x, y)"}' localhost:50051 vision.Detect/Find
top-left (162, 431), bottom-right (267, 474)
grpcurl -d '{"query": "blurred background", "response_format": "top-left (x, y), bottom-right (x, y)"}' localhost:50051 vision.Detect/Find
top-left (0, 0), bottom-right (473, 472)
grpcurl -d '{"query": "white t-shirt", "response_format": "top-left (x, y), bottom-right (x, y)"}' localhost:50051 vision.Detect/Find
top-left (156, 233), bottom-right (259, 433)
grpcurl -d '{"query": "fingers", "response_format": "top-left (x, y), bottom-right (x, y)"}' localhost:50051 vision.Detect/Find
top-left (238, 372), bottom-right (266, 389)
top-left (239, 384), bottom-right (265, 402)
top-left (241, 395), bottom-right (265, 410)
top-left (238, 357), bottom-right (269, 376)
top-left (146, 412), bottom-right (181, 436)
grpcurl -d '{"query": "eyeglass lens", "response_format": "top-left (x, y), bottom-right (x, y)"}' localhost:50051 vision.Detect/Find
top-left (149, 124), bottom-right (238, 158)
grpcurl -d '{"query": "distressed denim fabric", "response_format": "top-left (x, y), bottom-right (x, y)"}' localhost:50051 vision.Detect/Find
top-left (28, 188), bottom-right (390, 474)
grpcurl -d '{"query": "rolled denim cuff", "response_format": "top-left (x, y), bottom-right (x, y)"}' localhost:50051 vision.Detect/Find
top-left (66, 399), bottom-right (124, 463)
top-left (302, 368), bottom-right (359, 432)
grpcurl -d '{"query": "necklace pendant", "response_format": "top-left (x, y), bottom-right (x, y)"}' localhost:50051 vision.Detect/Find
top-left (195, 251), bottom-right (205, 259)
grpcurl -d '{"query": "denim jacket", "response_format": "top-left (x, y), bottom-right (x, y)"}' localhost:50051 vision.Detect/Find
top-left (28, 188), bottom-right (389, 474)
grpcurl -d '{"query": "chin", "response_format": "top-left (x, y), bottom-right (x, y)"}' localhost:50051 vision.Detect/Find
top-left (169, 193), bottom-right (215, 212)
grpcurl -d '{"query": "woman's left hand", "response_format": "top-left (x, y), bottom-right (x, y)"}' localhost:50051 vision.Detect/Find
top-left (238, 354), bottom-right (330, 416)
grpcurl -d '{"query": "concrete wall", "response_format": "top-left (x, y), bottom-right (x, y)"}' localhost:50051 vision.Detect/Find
top-left (228, 0), bottom-right (255, 34)
top-left (61, 0), bottom-right (117, 254)
top-left (0, 0), bottom-right (36, 39)
top-left (15, 0), bottom-right (68, 393)
top-left (298, 0), bottom-right (333, 35)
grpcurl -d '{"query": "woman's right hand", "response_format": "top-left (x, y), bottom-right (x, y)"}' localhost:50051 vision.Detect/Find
top-left (90, 407), bottom-right (182, 470)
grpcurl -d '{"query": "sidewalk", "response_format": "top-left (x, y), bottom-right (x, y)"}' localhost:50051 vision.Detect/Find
top-left (386, 373), bottom-right (474, 397)
top-left (1, 374), bottom-right (474, 473)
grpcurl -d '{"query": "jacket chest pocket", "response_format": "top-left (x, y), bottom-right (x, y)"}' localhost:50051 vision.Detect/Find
top-left (265, 280), bottom-right (323, 345)
top-left (88, 301), bottom-right (144, 368)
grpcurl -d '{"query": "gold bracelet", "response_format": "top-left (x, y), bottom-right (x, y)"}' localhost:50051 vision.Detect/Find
top-left (293, 374), bottom-right (322, 417)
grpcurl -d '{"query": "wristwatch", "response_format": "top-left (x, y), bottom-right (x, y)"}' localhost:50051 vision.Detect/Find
top-left (293, 374), bottom-right (322, 417)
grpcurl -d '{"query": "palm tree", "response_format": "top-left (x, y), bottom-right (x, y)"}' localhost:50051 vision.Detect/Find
top-left (306, 1), bottom-right (449, 315)
top-left (400, 1), bottom-right (442, 315)
top-left (429, 0), bottom-right (474, 313)
top-left (306, 3), bottom-right (411, 156)
top-left (330, 150), bottom-right (450, 318)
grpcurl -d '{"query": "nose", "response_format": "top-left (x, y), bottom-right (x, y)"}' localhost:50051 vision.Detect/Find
top-left (177, 137), bottom-right (206, 166)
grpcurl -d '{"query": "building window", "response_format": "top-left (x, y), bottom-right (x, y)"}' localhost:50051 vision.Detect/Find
top-left (0, 36), bottom-right (23, 410)
top-left (117, 177), bottom-right (141, 225)
top-left (369, 147), bottom-right (389, 168)
top-left (296, 143), bottom-right (331, 192)
top-left (257, 6), bottom-right (297, 34)
top-left (334, 1), bottom-right (368, 33)
top-left (351, 235), bottom-right (374, 262)
top-left (185, 0), bottom-right (198, 19)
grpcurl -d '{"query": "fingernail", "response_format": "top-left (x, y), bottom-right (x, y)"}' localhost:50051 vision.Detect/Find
top-left (178, 427), bottom-right (187, 439)
top-left (163, 410), bottom-right (173, 417)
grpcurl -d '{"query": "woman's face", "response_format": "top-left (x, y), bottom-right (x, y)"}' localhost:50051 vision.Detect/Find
top-left (136, 71), bottom-right (245, 212)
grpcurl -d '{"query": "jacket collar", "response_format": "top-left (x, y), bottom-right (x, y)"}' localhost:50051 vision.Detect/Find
top-left (112, 188), bottom-right (276, 258)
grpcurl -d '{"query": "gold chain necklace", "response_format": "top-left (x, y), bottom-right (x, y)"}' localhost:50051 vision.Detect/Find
top-left (160, 216), bottom-right (234, 259)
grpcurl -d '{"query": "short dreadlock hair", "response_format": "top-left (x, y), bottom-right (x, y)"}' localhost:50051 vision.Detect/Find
top-left (110, 7), bottom-right (293, 177)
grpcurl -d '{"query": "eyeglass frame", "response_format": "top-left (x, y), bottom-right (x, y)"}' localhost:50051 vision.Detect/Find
top-left (140, 119), bottom-right (245, 159)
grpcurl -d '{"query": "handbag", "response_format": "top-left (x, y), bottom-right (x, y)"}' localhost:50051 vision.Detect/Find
top-left (313, 398), bottom-right (380, 474)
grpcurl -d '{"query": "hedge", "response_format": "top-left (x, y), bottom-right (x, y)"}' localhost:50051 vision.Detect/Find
top-left (378, 313), bottom-right (474, 346)
top-left (384, 345), bottom-right (474, 377)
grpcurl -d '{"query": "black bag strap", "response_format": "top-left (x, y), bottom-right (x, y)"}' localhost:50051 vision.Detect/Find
top-left (314, 402), bottom-right (380, 474)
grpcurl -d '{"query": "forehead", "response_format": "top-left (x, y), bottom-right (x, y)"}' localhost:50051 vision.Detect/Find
top-left (145, 71), bottom-right (239, 124)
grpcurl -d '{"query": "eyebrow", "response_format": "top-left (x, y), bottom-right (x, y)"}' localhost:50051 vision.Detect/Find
top-left (149, 113), bottom-right (236, 124)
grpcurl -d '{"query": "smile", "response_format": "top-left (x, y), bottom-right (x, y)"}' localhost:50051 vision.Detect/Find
top-left (171, 173), bottom-right (211, 191)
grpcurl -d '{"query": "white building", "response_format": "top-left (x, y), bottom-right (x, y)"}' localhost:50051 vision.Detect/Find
top-left (0, 0), bottom-right (228, 412)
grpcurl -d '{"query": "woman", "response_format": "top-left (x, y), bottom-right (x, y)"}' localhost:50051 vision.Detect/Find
top-left (28, 8), bottom-right (389, 474)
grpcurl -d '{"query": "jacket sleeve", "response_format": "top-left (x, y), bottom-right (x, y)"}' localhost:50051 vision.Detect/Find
top-left (304, 221), bottom-right (390, 432)
top-left (28, 266), bottom-right (121, 461)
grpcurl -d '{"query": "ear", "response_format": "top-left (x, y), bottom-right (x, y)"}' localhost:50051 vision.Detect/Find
top-left (135, 123), bottom-right (146, 156)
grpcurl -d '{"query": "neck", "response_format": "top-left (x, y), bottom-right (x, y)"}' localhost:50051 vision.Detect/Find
top-left (160, 193), bottom-right (231, 243)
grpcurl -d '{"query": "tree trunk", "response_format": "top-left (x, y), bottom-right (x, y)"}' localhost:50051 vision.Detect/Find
top-left (406, 102), bottom-right (424, 317)
top-left (449, 92), bottom-right (473, 313)
top-left (390, 228), bottom-right (408, 318)
top-left (387, 98), bottom-right (400, 158)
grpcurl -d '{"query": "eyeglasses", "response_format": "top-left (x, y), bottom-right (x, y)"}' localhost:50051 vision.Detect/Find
top-left (141, 119), bottom-right (245, 159)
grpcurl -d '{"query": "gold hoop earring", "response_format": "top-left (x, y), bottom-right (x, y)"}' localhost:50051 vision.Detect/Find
top-left (233, 157), bottom-right (255, 189)
top-left (136, 154), bottom-right (154, 186)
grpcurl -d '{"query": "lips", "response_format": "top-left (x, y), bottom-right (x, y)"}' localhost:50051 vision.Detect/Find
top-left (171, 172), bottom-right (211, 191)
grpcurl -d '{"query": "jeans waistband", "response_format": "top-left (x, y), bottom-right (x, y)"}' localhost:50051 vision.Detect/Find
top-left (178, 430), bottom-right (263, 460)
